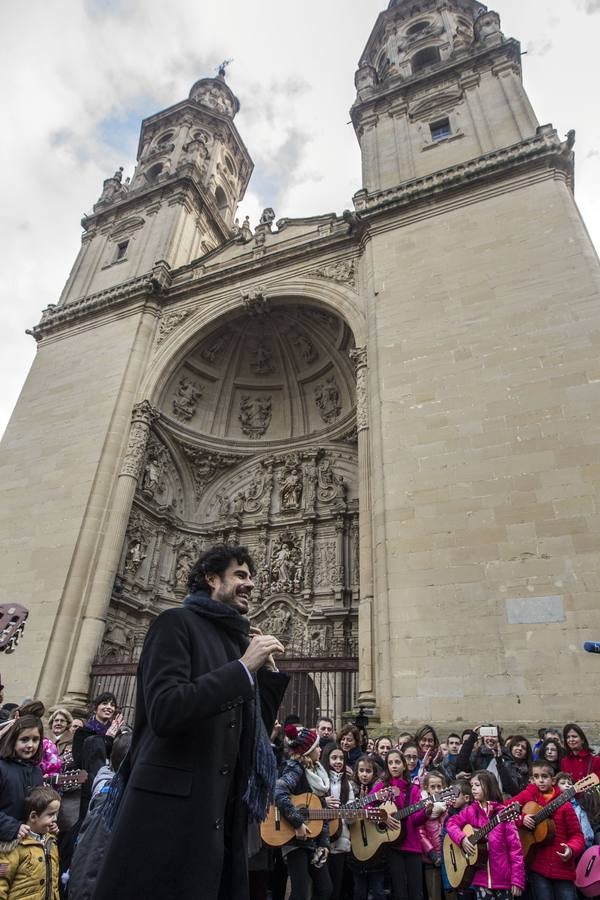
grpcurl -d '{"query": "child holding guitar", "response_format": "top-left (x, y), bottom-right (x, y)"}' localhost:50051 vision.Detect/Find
top-left (512, 760), bottom-right (585, 900)
top-left (322, 742), bottom-right (354, 900)
top-left (371, 749), bottom-right (432, 900)
top-left (348, 754), bottom-right (386, 900)
top-left (445, 770), bottom-right (525, 900)
top-left (273, 725), bottom-right (333, 900)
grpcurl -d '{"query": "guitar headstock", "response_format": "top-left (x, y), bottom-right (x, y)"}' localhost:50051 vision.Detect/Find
top-left (430, 787), bottom-right (460, 804)
top-left (498, 803), bottom-right (521, 823)
top-left (57, 769), bottom-right (88, 789)
top-left (574, 774), bottom-right (600, 793)
top-left (0, 604), bottom-right (29, 654)
top-left (366, 808), bottom-right (389, 823)
top-left (375, 786), bottom-right (400, 801)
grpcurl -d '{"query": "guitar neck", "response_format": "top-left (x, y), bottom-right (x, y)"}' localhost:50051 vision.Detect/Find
top-left (304, 808), bottom-right (373, 821)
top-left (533, 788), bottom-right (574, 825)
top-left (472, 813), bottom-right (501, 845)
top-left (394, 799), bottom-right (425, 822)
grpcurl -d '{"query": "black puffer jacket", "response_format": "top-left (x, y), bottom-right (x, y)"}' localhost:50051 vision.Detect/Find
top-left (274, 759), bottom-right (330, 853)
top-left (0, 757), bottom-right (43, 840)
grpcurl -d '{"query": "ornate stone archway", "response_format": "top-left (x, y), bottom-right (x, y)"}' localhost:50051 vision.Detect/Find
top-left (94, 300), bottom-right (361, 721)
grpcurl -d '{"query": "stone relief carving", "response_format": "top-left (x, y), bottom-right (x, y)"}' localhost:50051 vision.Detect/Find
top-left (121, 401), bottom-right (159, 480)
top-left (259, 207), bottom-right (276, 227)
top-left (181, 445), bottom-right (245, 500)
top-left (156, 310), bottom-right (191, 346)
top-left (239, 395), bottom-right (272, 439)
top-left (314, 541), bottom-right (336, 589)
top-left (474, 10), bottom-right (502, 43)
top-left (350, 346), bottom-right (368, 432)
top-left (172, 377), bottom-right (203, 421)
top-left (270, 532), bottom-right (304, 594)
top-left (317, 458), bottom-right (346, 503)
top-left (200, 332), bottom-right (230, 364)
top-left (314, 376), bottom-right (342, 424)
top-left (279, 454), bottom-right (304, 511)
top-left (311, 259), bottom-right (356, 288)
top-left (244, 464), bottom-right (271, 514)
top-left (195, 85), bottom-right (234, 115)
top-left (241, 286), bottom-right (269, 317)
top-left (293, 333), bottom-right (318, 364)
top-left (125, 538), bottom-right (146, 576)
top-left (141, 453), bottom-right (164, 499)
top-left (251, 342), bottom-right (275, 375)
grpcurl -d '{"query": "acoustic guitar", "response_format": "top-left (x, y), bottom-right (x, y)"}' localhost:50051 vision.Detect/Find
top-left (327, 786), bottom-right (400, 841)
top-left (575, 846), bottom-right (600, 898)
top-left (47, 770), bottom-right (89, 790)
top-left (0, 604), bottom-right (29, 653)
top-left (260, 792), bottom-right (389, 847)
top-left (351, 787), bottom-right (458, 862)
top-left (519, 774), bottom-right (599, 859)
top-left (443, 803), bottom-right (520, 889)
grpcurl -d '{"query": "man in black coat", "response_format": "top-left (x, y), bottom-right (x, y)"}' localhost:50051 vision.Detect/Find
top-left (93, 544), bottom-right (288, 900)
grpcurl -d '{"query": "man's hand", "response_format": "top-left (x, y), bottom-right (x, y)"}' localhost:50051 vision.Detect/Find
top-left (295, 823), bottom-right (311, 840)
top-left (241, 634), bottom-right (285, 673)
top-left (522, 815), bottom-right (536, 831)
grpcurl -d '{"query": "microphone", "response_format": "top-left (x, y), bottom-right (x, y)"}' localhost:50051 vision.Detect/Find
top-left (583, 642), bottom-right (600, 654)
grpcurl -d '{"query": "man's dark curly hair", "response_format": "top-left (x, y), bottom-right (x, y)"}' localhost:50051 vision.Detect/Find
top-left (187, 544), bottom-right (255, 594)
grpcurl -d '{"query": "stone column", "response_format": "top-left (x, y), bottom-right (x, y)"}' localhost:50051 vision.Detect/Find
top-left (350, 347), bottom-right (376, 707)
top-left (62, 401), bottom-right (158, 702)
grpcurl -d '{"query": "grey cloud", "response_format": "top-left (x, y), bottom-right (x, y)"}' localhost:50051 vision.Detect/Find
top-left (251, 128), bottom-right (313, 210)
top-left (526, 39), bottom-right (554, 57)
top-left (585, 0), bottom-right (600, 10)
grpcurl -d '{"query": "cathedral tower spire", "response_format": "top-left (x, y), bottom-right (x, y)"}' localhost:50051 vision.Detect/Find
top-left (59, 72), bottom-right (253, 306)
top-left (351, 0), bottom-right (539, 194)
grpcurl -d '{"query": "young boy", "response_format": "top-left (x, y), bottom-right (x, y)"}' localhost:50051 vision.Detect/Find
top-left (512, 760), bottom-right (585, 899)
top-left (441, 779), bottom-right (473, 899)
top-left (0, 785), bottom-right (60, 900)
top-left (555, 771), bottom-right (595, 849)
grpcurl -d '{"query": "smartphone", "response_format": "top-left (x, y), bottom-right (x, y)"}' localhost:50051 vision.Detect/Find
top-left (480, 726), bottom-right (498, 738)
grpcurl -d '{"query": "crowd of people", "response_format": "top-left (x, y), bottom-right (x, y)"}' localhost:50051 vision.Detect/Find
top-left (0, 689), bottom-right (130, 899)
top-left (262, 718), bottom-right (600, 900)
top-left (0, 681), bottom-right (599, 900)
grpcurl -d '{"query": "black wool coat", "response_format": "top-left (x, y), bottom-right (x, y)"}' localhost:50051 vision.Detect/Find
top-left (92, 606), bottom-right (288, 900)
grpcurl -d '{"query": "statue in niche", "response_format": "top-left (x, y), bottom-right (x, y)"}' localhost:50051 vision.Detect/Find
top-left (125, 537), bottom-right (146, 576)
top-left (314, 375), bottom-right (342, 424)
top-left (253, 533), bottom-right (268, 592)
top-left (239, 395), bottom-right (272, 439)
top-left (262, 604), bottom-right (292, 638)
top-left (231, 491), bottom-right (245, 515)
top-left (251, 342), bottom-right (275, 375)
top-left (172, 377), bottom-right (203, 421)
top-left (142, 455), bottom-right (163, 498)
top-left (280, 465), bottom-right (303, 511)
top-left (294, 333), bottom-right (318, 364)
top-left (270, 533), bottom-right (303, 594)
top-left (172, 539), bottom-right (197, 589)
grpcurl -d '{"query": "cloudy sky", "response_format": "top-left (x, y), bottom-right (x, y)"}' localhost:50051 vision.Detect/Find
top-left (1, 0), bottom-right (599, 437)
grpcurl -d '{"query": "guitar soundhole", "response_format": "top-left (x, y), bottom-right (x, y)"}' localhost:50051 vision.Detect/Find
top-left (376, 823), bottom-right (387, 834)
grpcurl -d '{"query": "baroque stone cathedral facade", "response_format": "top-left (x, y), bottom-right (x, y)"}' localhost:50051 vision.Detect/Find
top-left (2, 0), bottom-right (600, 730)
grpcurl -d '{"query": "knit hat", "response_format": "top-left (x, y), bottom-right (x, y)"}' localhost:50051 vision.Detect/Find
top-left (285, 724), bottom-right (319, 757)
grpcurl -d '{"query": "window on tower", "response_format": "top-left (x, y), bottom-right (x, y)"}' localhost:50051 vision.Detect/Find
top-left (429, 118), bottom-right (452, 142)
top-left (412, 46), bottom-right (441, 72)
top-left (115, 240), bottom-right (129, 261)
top-left (407, 20), bottom-right (430, 36)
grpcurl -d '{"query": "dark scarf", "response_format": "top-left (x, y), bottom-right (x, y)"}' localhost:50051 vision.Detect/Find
top-left (84, 716), bottom-right (109, 736)
top-left (183, 592), bottom-right (278, 823)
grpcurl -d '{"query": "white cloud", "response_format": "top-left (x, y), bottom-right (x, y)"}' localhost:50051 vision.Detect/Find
top-left (1, 0), bottom-right (599, 435)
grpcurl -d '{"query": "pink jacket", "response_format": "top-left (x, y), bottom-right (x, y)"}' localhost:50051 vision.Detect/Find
top-left (446, 801), bottom-right (525, 891)
top-left (419, 810), bottom-right (447, 861)
top-left (371, 777), bottom-right (427, 854)
top-left (40, 738), bottom-right (62, 778)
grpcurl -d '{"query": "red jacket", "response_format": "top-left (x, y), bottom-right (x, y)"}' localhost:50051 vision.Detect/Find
top-left (561, 750), bottom-right (600, 784)
top-left (446, 801), bottom-right (525, 891)
top-left (511, 784), bottom-right (585, 882)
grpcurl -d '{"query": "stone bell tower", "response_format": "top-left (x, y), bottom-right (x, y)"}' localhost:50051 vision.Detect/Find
top-left (353, 0), bottom-right (600, 728)
top-left (0, 72), bottom-right (254, 706)
top-left (60, 70), bottom-right (252, 306)
top-left (352, 0), bottom-right (540, 196)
